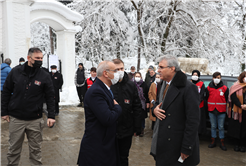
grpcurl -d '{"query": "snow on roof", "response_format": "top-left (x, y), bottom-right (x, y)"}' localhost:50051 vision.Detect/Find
top-left (31, 0), bottom-right (83, 22)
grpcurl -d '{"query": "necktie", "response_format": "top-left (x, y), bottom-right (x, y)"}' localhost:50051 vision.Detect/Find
top-left (109, 89), bottom-right (114, 99)
top-left (162, 84), bottom-right (169, 100)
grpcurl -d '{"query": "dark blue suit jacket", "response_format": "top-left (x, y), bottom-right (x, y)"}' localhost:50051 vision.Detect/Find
top-left (77, 78), bottom-right (122, 166)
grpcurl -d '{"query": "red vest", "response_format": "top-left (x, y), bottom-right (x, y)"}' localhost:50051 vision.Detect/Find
top-left (196, 81), bottom-right (204, 108)
top-left (86, 78), bottom-right (96, 89)
top-left (207, 85), bottom-right (227, 112)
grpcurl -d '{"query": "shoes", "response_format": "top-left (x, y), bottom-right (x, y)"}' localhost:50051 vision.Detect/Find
top-left (234, 145), bottom-right (240, 152)
top-left (219, 139), bottom-right (227, 151)
top-left (208, 138), bottom-right (216, 148)
top-left (77, 102), bottom-right (82, 107)
top-left (139, 128), bottom-right (144, 137)
top-left (240, 146), bottom-right (245, 152)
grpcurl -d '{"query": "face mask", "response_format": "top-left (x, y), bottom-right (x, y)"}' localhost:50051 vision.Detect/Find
top-left (244, 77), bottom-right (246, 83)
top-left (213, 78), bottom-right (220, 84)
top-left (108, 72), bottom-right (119, 85)
top-left (155, 78), bottom-right (161, 83)
top-left (135, 77), bottom-right (141, 82)
top-left (191, 75), bottom-right (198, 81)
top-left (118, 71), bottom-right (124, 80)
top-left (131, 71), bottom-right (135, 74)
top-left (31, 58), bottom-right (42, 68)
top-left (51, 69), bottom-right (56, 73)
top-left (20, 62), bottom-right (25, 65)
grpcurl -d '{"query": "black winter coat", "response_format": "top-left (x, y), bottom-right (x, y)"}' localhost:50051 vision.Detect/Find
top-left (50, 71), bottom-right (63, 103)
top-left (151, 71), bottom-right (200, 166)
top-left (1, 62), bottom-right (55, 120)
top-left (111, 72), bottom-right (142, 138)
top-left (227, 92), bottom-right (246, 139)
top-left (139, 81), bottom-right (150, 119)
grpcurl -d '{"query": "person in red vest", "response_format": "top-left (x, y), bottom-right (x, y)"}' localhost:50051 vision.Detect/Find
top-left (205, 72), bottom-right (229, 151)
top-left (85, 67), bottom-right (97, 93)
top-left (191, 70), bottom-right (206, 135)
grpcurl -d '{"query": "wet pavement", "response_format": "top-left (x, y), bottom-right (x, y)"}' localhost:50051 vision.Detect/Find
top-left (1, 106), bottom-right (246, 166)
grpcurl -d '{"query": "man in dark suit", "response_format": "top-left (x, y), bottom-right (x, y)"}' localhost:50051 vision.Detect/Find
top-left (50, 65), bottom-right (63, 116)
top-left (77, 60), bottom-right (122, 166)
top-left (151, 55), bottom-right (200, 166)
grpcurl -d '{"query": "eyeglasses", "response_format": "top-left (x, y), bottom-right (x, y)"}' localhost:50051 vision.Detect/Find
top-left (157, 66), bottom-right (170, 70)
top-left (106, 69), bottom-right (118, 73)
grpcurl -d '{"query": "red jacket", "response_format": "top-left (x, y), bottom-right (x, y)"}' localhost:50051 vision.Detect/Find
top-left (196, 81), bottom-right (204, 108)
top-left (207, 85), bottom-right (227, 112)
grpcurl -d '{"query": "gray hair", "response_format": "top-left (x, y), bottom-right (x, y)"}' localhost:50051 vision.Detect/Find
top-left (97, 60), bottom-right (112, 77)
top-left (157, 55), bottom-right (180, 72)
top-left (4, 58), bottom-right (11, 65)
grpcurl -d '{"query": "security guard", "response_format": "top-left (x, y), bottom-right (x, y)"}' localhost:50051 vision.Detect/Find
top-left (50, 65), bottom-right (63, 116)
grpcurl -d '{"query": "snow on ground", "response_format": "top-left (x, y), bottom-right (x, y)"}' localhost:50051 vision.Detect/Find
top-left (60, 86), bottom-right (80, 105)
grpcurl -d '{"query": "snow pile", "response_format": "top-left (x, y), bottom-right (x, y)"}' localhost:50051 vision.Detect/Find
top-left (60, 86), bottom-right (79, 105)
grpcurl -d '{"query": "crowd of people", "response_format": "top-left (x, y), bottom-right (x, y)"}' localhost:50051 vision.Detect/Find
top-left (1, 47), bottom-right (246, 166)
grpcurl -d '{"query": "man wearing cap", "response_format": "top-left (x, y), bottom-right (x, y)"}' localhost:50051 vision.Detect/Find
top-left (75, 63), bottom-right (86, 107)
top-left (19, 57), bottom-right (25, 65)
top-left (50, 65), bottom-right (63, 116)
top-left (128, 66), bottom-right (136, 81)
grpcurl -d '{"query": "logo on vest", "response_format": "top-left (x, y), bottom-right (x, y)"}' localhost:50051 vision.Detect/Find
top-left (124, 99), bottom-right (130, 104)
top-left (34, 80), bottom-right (41, 86)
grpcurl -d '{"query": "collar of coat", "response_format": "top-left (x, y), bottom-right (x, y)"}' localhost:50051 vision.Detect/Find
top-left (169, 70), bottom-right (187, 87)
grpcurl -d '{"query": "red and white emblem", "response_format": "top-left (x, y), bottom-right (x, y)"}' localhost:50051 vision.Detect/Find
top-left (34, 80), bottom-right (41, 86)
top-left (124, 99), bottom-right (130, 104)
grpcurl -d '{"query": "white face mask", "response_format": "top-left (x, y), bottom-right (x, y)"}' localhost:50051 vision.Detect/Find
top-left (20, 62), bottom-right (25, 65)
top-left (108, 72), bottom-right (119, 85)
top-left (191, 75), bottom-right (199, 81)
top-left (118, 71), bottom-right (124, 80)
top-left (244, 77), bottom-right (246, 83)
top-left (51, 69), bottom-right (56, 73)
top-left (213, 78), bottom-right (220, 84)
top-left (155, 78), bottom-right (161, 83)
top-left (131, 71), bottom-right (135, 74)
top-left (135, 77), bottom-right (141, 82)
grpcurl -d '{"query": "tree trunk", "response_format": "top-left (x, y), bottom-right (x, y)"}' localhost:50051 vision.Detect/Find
top-left (161, 1), bottom-right (177, 53)
top-left (49, 27), bottom-right (54, 54)
top-left (137, 2), bottom-right (144, 71)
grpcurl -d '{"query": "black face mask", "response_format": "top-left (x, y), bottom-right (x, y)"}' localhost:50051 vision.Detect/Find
top-left (32, 60), bottom-right (42, 68)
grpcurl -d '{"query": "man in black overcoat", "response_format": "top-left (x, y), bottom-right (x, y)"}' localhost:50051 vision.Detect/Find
top-left (50, 65), bottom-right (63, 116)
top-left (151, 55), bottom-right (200, 166)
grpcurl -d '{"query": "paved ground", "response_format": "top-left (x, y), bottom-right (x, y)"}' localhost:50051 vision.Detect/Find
top-left (1, 106), bottom-right (246, 166)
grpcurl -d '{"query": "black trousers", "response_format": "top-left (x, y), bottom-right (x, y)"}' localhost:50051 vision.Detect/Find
top-left (118, 136), bottom-right (133, 166)
top-left (55, 102), bottom-right (59, 113)
top-left (76, 86), bottom-right (85, 103)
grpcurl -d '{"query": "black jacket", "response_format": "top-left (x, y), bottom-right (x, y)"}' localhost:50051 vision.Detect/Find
top-left (76, 68), bottom-right (85, 84)
top-left (1, 62), bottom-right (55, 120)
top-left (139, 81), bottom-right (150, 118)
top-left (111, 72), bottom-right (142, 138)
top-left (50, 71), bottom-right (63, 103)
top-left (151, 71), bottom-right (200, 165)
top-left (227, 92), bottom-right (246, 139)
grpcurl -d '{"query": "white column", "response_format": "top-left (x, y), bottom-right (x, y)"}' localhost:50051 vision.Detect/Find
top-left (2, 0), bottom-right (31, 66)
top-left (56, 30), bottom-right (76, 88)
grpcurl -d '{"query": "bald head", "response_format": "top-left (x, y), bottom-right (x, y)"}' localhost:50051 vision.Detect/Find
top-left (96, 60), bottom-right (117, 87)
